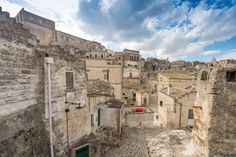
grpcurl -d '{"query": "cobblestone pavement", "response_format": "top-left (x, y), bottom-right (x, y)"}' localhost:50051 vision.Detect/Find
top-left (104, 127), bottom-right (167, 157)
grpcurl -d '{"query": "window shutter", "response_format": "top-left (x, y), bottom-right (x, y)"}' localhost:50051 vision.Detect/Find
top-left (66, 72), bottom-right (74, 90)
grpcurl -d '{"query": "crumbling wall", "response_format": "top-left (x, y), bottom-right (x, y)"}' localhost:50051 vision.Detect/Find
top-left (0, 22), bottom-right (50, 156)
top-left (193, 68), bottom-right (236, 156)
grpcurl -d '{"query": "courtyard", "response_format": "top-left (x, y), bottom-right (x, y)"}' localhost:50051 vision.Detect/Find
top-left (103, 127), bottom-right (192, 157)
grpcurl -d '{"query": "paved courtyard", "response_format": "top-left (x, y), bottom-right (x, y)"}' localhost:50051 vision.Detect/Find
top-left (104, 127), bottom-right (167, 157)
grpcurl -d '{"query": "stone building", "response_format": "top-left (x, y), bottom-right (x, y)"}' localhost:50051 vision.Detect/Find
top-left (85, 59), bottom-right (123, 99)
top-left (42, 45), bottom-right (93, 157)
top-left (15, 8), bottom-right (55, 45)
top-left (192, 67), bottom-right (236, 157)
top-left (87, 80), bottom-right (114, 134)
top-left (157, 71), bottom-right (196, 128)
top-left (136, 90), bottom-right (150, 106)
top-left (158, 87), bottom-right (196, 128)
top-left (158, 71), bottom-right (196, 91)
top-left (0, 8), bottom-right (100, 157)
top-left (122, 49), bottom-right (142, 104)
top-left (143, 57), bottom-right (171, 78)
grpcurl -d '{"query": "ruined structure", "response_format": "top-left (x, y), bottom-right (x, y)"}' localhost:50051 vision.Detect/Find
top-left (192, 67), bottom-right (236, 156)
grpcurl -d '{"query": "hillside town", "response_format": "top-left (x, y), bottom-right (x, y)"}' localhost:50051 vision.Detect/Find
top-left (0, 7), bottom-right (235, 157)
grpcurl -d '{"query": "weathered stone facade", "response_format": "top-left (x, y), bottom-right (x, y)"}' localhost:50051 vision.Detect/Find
top-left (0, 21), bottom-right (49, 156)
top-left (0, 9), bottom-right (96, 157)
top-left (193, 67), bottom-right (236, 156)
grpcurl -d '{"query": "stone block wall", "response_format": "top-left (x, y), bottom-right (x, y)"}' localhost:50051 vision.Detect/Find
top-left (193, 68), bottom-right (236, 157)
top-left (39, 45), bottom-right (90, 157)
top-left (0, 23), bottom-right (50, 156)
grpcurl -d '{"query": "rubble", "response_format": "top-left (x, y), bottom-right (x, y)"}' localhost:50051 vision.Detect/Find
top-left (147, 130), bottom-right (191, 157)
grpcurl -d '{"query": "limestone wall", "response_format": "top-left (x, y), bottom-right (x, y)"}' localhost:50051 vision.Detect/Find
top-left (0, 24), bottom-right (50, 156)
top-left (40, 46), bottom-right (90, 157)
top-left (193, 68), bottom-right (236, 156)
top-left (126, 112), bottom-right (154, 128)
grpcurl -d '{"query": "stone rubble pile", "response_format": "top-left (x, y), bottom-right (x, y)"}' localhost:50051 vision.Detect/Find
top-left (147, 130), bottom-right (191, 157)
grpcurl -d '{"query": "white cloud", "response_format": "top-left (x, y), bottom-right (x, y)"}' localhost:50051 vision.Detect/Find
top-left (203, 50), bottom-right (221, 55)
top-left (100, 0), bottom-right (118, 12)
top-left (0, 0), bottom-right (94, 40)
top-left (219, 49), bottom-right (236, 60)
top-left (109, 2), bottom-right (236, 60)
top-left (0, 0), bottom-right (22, 16)
top-left (1, 0), bottom-right (236, 61)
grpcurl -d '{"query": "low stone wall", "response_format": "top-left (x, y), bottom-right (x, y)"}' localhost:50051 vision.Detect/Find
top-left (125, 110), bottom-right (154, 128)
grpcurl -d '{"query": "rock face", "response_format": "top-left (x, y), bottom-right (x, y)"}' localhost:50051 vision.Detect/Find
top-left (192, 67), bottom-right (236, 156)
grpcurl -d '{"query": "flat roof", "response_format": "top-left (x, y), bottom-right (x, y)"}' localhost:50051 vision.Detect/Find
top-left (159, 71), bottom-right (194, 80)
top-left (160, 86), bottom-right (196, 99)
top-left (104, 99), bottom-right (123, 109)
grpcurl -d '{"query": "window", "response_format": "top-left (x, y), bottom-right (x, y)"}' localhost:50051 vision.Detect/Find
top-left (201, 71), bottom-right (208, 81)
top-left (130, 72), bottom-right (132, 78)
top-left (95, 54), bottom-right (97, 58)
top-left (104, 72), bottom-right (109, 81)
top-left (101, 54), bottom-right (103, 58)
top-left (160, 101), bottom-right (163, 107)
top-left (156, 115), bottom-right (158, 120)
top-left (188, 109), bottom-right (193, 119)
top-left (119, 57), bottom-right (121, 60)
top-left (226, 71), bottom-right (236, 82)
top-left (91, 114), bottom-right (94, 127)
top-left (123, 93), bottom-right (125, 96)
top-left (66, 72), bottom-right (74, 90)
top-left (152, 65), bottom-right (156, 71)
top-left (133, 93), bottom-right (136, 101)
top-left (143, 98), bottom-right (147, 105)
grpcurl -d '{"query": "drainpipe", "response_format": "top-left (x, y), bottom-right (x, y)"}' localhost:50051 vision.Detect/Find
top-left (179, 103), bottom-right (182, 128)
top-left (45, 55), bottom-right (54, 157)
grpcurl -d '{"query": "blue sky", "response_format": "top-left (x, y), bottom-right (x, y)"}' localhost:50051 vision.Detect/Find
top-left (1, 0), bottom-right (236, 61)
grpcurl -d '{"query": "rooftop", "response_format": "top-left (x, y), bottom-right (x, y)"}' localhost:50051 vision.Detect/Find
top-left (104, 98), bottom-right (123, 109)
top-left (159, 71), bottom-right (194, 80)
top-left (87, 80), bottom-right (114, 97)
top-left (160, 86), bottom-right (195, 99)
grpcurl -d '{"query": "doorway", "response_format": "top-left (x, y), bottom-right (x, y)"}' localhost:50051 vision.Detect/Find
top-left (97, 109), bottom-right (101, 126)
top-left (75, 145), bottom-right (89, 157)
